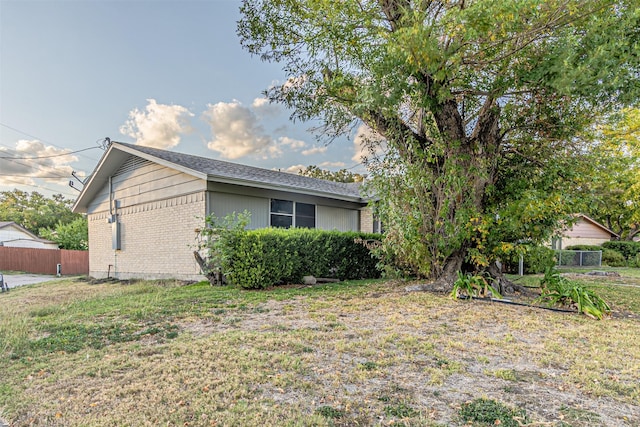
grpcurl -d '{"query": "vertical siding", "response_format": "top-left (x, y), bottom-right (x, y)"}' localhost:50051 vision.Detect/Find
top-left (566, 220), bottom-right (612, 239)
top-left (87, 154), bottom-right (205, 214)
top-left (317, 206), bottom-right (359, 232)
top-left (0, 247), bottom-right (88, 275)
top-left (60, 250), bottom-right (89, 274)
top-left (208, 192), bottom-right (269, 229)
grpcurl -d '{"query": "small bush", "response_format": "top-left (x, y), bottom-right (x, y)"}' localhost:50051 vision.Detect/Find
top-left (564, 245), bottom-right (627, 266)
top-left (315, 405), bottom-right (344, 419)
top-left (556, 249), bottom-right (602, 267)
top-left (603, 249), bottom-right (626, 267)
top-left (451, 271), bottom-right (501, 299)
top-left (503, 245), bottom-right (555, 274)
top-left (199, 214), bottom-right (382, 289)
top-left (537, 268), bottom-right (611, 320)
top-left (602, 241), bottom-right (640, 261)
top-left (458, 398), bottom-right (528, 427)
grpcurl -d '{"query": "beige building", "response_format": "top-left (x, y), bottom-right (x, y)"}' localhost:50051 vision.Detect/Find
top-left (72, 142), bottom-right (373, 281)
top-left (0, 221), bottom-right (58, 249)
top-left (552, 214), bottom-right (619, 249)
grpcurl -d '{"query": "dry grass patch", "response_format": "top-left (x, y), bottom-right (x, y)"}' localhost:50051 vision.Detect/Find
top-left (1, 274), bottom-right (639, 426)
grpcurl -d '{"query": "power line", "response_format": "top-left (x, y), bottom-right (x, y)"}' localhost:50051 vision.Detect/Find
top-left (0, 174), bottom-right (78, 178)
top-left (0, 176), bottom-right (77, 198)
top-left (0, 158), bottom-right (70, 181)
top-left (0, 146), bottom-right (99, 159)
top-left (0, 122), bottom-right (101, 162)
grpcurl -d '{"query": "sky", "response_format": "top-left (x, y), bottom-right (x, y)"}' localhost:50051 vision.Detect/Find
top-left (0, 0), bottom-right (370, 199)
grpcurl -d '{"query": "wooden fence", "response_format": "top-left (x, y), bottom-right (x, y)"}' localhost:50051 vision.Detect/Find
top-left (0, 247), bottom-right (89, 275)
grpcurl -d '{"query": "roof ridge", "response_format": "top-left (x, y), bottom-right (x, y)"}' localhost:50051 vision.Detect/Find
top-left (113, 142), bottom-right (364, 200)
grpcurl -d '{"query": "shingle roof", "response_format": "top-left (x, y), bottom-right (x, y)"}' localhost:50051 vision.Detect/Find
top-left (116, 142), bottom-right (364, 201)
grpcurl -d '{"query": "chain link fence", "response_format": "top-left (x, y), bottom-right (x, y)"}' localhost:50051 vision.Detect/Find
top-left (556, 250), bottom-right (602, 267)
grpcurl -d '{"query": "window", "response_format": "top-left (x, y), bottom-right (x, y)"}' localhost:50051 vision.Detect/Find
top-left (373, 215), bottom-right (384, 234)
top-left (270, 199), bottom-right (315, 228)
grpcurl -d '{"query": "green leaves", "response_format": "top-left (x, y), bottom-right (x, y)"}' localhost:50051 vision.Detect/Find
top-left (0, 189), bottom-right (79, 235)
top-left (239, 0), bottom-right (639, 286)
top-left (451, 271), bottom-right (502, 300)
top-left (537, 268), bottom-right (611, 319)
top-left (39, 217), bottom-right (88, 250)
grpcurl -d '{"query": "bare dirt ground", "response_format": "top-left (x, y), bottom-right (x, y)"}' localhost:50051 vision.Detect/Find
top-left (2, 277), bottom-right (639, 426)
top-left (176, 291), bottom-right (639, 426)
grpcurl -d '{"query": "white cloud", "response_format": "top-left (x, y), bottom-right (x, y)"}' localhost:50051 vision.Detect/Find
top-left (120, 99), bottom-right (194, 149)
top-left (281, 75), bottom-right (308, 92)
top-left (278, 136), bottom-right (306, 150)
top-left (0, 140), bottom-right (78, 186)
top-left (319, 161), bottom-right (346, 168)
top-left (251, 97), bottom-right (280, 115)
top-left (352, 124), bottom-right (387, 163)
top-left (301, 146), bottom-right (327, 156)
top-left (202, 100), bottom-right (273, 159)
top-left (282, 164), bottom-right (307, 174)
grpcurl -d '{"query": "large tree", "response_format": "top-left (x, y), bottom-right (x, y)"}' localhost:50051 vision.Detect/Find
top-left (0, 189), bottom-right (79, 234)
top-left (239, 0), bottom-right (639, 289)
top-left (298, 165), bottom-right (365, 182)
top-left (578, 108), bottom-right (640, 240)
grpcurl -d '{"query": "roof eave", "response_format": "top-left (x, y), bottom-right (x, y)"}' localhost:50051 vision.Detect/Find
top-left (206, 174), bottom-right (366, 204)
top-left (72, 142), bottom-right (207, 213)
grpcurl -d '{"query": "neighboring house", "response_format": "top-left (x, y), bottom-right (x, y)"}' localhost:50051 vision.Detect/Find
top-left (0, 221), bottom-right (58, 249)
top-left (72, 142), bottom-right (374, 280)
top-left (552, 214), bottom-right (619, 249)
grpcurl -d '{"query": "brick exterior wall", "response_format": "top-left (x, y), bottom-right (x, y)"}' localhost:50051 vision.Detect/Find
top-left (360, 207), bottom-right (374, 233)
top-left (88, 192), bottom-right (206, 280)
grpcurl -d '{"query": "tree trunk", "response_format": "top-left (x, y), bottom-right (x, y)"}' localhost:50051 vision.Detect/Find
top-left (405, 250), bottom-right (465, 293)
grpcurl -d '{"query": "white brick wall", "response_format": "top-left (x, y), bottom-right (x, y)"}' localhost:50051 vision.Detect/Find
top-left (360, 207), bottom-right (374, 233)
top-left (88, 192), bottom-right (207, 280)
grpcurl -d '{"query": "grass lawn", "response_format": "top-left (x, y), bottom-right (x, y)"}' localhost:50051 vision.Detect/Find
top-left (1, 270), bottom-right (639, 426)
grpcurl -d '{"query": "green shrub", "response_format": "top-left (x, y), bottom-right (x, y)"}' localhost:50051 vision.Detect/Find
top-left (602, 241), bottom-right (640, 261)
top-left (556, 249), bottom-right (603, 267)
top-left (565, 245), bottom-right (625, 267)
top-left (537, 268), bottom-right (611, 320)
top-left (565, 245), bottom-right (602, 251)
top-left (451, 271), bottom-right (502, 299)
top-left (199, 214), bottom-right (382, 289)
top-left (458, 398), bottom-right (528, 427)
top-left (503, 245), bottom-right (555, 274)
top-left (602, 249), bottom-right (627, 267)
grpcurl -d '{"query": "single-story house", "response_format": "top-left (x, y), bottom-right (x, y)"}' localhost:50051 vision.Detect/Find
top-left (551, 214), bottom-right (619, 249)
top-left (0, 221), bottom-right (58, 249)
top-left (72, 141), bottom-right (375, 280)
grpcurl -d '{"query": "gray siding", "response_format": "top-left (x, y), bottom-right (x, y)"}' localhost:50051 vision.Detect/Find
top-left (317, 206), bottom-right (360, 231)
top-left (208, 192), bottom-right (269, 229)
top-left (87, 155), bottom-right (205, 214)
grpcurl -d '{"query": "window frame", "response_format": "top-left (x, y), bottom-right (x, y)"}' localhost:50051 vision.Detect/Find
top-left (270, 199), bottom-right (316, 229)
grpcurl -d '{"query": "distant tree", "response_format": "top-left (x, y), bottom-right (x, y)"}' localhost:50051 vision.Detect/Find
top-left (578, 108), bottom-right (640, 240)
top-left (40, 217), bottom-right (88, 250)
top-left (298, 165), bottom-right (365, 183)
top-left (0, 189), bottom-right (79, 233)
top-left (239, 0), bottom-right (639, 290)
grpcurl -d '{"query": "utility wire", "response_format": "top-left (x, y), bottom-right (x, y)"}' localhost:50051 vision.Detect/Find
top-left (0, 176), bottom-right (77, 198)
top-left (0, 174), bottom-right (77, 178)
top-left (0, 146), bottom-right (98, 159)
top-left (0, 122), bottom-right (100, 162)
top-left (0, 158), bottom-right (71, 180)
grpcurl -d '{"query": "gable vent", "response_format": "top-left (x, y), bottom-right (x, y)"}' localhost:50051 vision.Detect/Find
top-left (114, 155), bottom-right (152, 177)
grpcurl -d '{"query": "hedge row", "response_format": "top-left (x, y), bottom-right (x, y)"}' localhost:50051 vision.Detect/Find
top-left (565, 245), bottom-right (627, 267)
top-left (602, 241), bottom-right (640, 261)
top-left (221, 228), bottom-right (382, 289)
top-left (503, 246), bottom-right (556, 274)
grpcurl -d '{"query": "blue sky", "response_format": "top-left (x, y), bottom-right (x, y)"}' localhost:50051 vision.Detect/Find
top-left (0, 0), bottom-right (368, 198)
